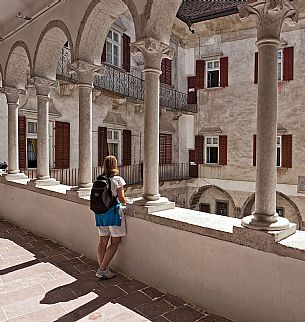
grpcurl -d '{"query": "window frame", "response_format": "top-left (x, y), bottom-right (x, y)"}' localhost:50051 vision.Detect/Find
top-left (205, 136), bottom-right (219, 165)
top-left (107, 128), bottom-right (122, 164)
top-left (278, 49), bottom-right (283, 81)
top-left (106, 29), bottom-right (121, 67)
top-left (277, 135), bottom-right (281, 167)
top-left (205, 59), bottom-right (220, 89)
top-left (159, 133), bottom-right (172, 165)
top-left (216, 200), bottom-right (229, 216)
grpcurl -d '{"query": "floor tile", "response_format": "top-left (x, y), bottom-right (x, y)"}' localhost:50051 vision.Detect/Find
top-left (137, 299), bottom-right (175, 320)
top-left (164, 305), bottom-right (204, 322)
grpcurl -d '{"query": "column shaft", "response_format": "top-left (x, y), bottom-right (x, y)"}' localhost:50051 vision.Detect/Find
top-left (143, 70), bottom-right (161, 200)
top-left (254, 44), bottom-right (278, 222)
top-left (7, 102), bottom-right (19, 174)
top-left (37, 95), bottom-right (50, 180)
top-left (78, 83), bottom-right (93, 188)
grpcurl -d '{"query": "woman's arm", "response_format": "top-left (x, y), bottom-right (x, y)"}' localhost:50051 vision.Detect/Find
top-left (117, 186), bottom-right (128, 204)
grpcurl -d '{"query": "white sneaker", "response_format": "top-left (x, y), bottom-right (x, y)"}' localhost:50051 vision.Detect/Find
top-left (96, 267), bottom-right (116, 279)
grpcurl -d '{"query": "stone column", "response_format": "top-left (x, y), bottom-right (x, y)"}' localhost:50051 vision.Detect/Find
top-left (69, 61), bottom-right (104, 194)
top-left (239, 0), bottom-right (299, 230)
top-left (32, 77), bottom-right (58, 185)
top-left (132, 38), bottom-right (174, 205)
top-left (3, 87), bottom-right (27, 180)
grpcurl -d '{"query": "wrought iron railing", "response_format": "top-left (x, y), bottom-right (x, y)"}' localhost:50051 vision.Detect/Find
top-left (24, 163), bottom-right (190, 187)
top-left (56, 47), bottom-right (197, 113)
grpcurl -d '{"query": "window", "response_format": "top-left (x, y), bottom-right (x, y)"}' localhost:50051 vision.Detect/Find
top-left (216, 201), bottom-right (228, 216)
top-left (206, 60), bottom-right (219, 88)
top-left (276, 207), bottom-right (285, 217)
top-left (159, 133), bottom-right (172, 164)
top-left (107, 129), bottom-right (121, 164)
top-left (27, 121), bottom-right (37, 168)
top-left (205, 136), bottom-right (219, 164)
top-left (277, 136), bottom-right (281, 167)
top-left (106, 29), bottom-right (121, 67)
top-left (278, 50), bottom-right (283, 81)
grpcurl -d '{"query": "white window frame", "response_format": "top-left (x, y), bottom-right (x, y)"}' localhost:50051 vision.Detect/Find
top-left (277, 135), bottom-right (281, 167)
top-left (107, 129), bottom-right (122, 165)
top-left (106, 29), bottom-right (121, 67)
top-left (278, 50), bottom-right (283, 81)
top-left (206, 59), bottom-right (220, 88)
top-left (205, 136), bottom-right (219, 164)
top-left (26, 120), bottom-right (37, 169)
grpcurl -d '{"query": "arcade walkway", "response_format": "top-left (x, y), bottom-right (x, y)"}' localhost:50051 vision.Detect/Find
top-left (0, 218), bottom-right (231, 322)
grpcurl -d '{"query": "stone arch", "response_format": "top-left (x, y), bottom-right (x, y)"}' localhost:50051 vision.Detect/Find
top-left (34, 20), bottom-right (74, 79)
top-left (241, 192), bottom-right (302, 229)
top-left (5, 41), bottom-right (32, 89)
top-left (76, 0), bottom-right (137, 64)
top-left (189, 185), bottom-right (238, 217)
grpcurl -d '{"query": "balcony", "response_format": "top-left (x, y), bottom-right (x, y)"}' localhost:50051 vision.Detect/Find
top-left (56, 47), bottom-right (197, 113)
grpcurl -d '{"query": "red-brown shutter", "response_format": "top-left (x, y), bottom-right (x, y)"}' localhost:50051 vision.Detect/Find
top-left (159, 133), bottom-right (172, 164)
top-left (195, 60), bottom-right (205, 89)
top-left (283, 47), bottom-right (294, 81)
top-left (253, 135), bottom-right (257, 166)
top-left (55, 121), bottom-right (70, 169)
top-left (187, 76), bottom-right (197, 104)
top-left (123, 129), bottom-right (132, 165)
top-left (101, 42), bottom-right (106, 63)
top-left (254, 52), bottom-right (258, 84)
top-left (220, 57), bottom-right (228, 87)
top-left (98, 127), bottom-right (108, 166)
top-left (18, 115), bottom-right (26, 170)
top-left (282, 134), bottom-right (292, 168)
top-left (219, 135), bottom-right (228, 165)
top-left (122, 33), bottom-right (131, 72)
top-left (160, 58), bottom-right (172, 86)
top-left (195, 135), bottom-right (204, 164)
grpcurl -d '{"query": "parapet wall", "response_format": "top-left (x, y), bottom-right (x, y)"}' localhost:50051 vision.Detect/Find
top-left (1, 178), bottom-right (305, 322)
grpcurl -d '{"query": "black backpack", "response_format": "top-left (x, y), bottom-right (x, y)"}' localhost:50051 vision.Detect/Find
top-left (90, 175), bottom-right (117, 214)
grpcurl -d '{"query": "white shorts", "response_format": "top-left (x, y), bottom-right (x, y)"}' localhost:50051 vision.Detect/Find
top-left (97, 209), bottom-right (127, 237)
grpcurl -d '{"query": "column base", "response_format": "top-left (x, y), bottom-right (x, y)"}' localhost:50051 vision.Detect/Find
top-left (130, 197), bottom-right (175, 213)
top-left (67, 187), bottom-right (92, 198)
top-left (5, 172), bottom-right (29, 181)
top-left (34, 178), bottom-right (60, 187)
top-left (242, 214), bottom-right (290, 231)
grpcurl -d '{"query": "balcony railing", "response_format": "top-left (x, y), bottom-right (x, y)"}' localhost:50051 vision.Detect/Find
top-left (56, 47), bottom-right (197, 113)
top-left (24, 163), bottom-right (190, 187)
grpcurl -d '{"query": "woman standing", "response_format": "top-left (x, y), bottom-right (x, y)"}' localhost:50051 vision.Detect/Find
top-left (95, 155), bottom-right (127, 279)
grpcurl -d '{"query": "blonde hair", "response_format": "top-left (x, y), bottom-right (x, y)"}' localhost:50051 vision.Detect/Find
top-left (102, 155), bottom-right (119, 177)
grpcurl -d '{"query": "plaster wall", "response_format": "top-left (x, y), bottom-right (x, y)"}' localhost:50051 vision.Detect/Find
top-left (195, 28), bottom-right (305, 186)
top-left (0, 94), bottom-right (8, 162)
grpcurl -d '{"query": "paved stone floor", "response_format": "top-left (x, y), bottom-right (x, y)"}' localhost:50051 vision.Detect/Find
top-left (0, 219), bottom-right (232, 322)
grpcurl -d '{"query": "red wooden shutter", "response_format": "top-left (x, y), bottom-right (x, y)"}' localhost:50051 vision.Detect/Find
top-left (253, 135), bottom-right (257, 166)
top-left (123, 129), bottom-right (131, 165)
top-left (195, 60), bottom-right (205, 89)
top-left (101, 42), bottom-right (106, 63)
top-left (282, 134), bottom-right (292, 168)
top-left (195, 135), bottom-right (204, 164)
top-left (122, 33), bottom-right (131, 72)
top-left (220, 57), bottom-right (228, 87)
top-left (98, 127), bottom-right (108, 166)
top-left (55, 121), bottom-right (70, 169)
top-left (254, 52), bottom-right (258, 84)
top-left (187, 76), bottom-right (197, 104)
top-left (160, 59), bottom-right (172, 86)
top-left (18, 115), bottom-right (26, 170)
top-left (283, 47), bottom-right (294, 81)
top-left (159, 134), bottom-right (172, 164)
top-left (219, 135), bottom-right (228, 165)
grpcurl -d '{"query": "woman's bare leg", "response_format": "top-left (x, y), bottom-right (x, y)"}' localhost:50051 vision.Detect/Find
top-left (97, 236), bottom-right (110, 268)
top-left (100, 237), bottom-right (121, 270)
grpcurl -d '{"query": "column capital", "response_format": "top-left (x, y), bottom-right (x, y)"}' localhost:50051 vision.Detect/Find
top-left (239, 0), bottom-right (299, 46)
top-left (1, 87), bottom-right (25, 104)
top-left (68, 60), bottom-right (105, 85)
top-left (28, 76), bottom-right (58, 97)
top-left (131, 37), bottom-right (175, 71)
